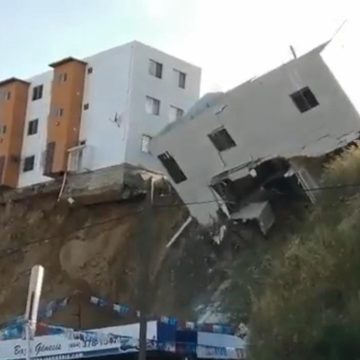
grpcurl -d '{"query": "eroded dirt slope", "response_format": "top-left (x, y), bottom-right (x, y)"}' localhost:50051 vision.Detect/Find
top-left (0, 191), bottom-right (220, 329)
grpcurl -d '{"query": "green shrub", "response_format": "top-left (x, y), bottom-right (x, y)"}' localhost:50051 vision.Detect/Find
top-left (244, 146), bottom-right (360, 359)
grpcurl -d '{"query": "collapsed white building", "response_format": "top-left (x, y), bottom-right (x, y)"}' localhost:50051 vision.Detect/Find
top-left (150, 21), bottom-right (360, 235)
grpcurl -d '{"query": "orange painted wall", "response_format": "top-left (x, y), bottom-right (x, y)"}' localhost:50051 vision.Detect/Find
top-left (47, 60), bottom-right (86, 175)
top-left (0, 80), bottom-right (29, 188)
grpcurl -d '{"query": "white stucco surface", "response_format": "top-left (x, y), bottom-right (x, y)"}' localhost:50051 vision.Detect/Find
top-left (18, 71), bottom-right (53, 188)
top-left (80, 43), bottom-right (134, 171)
top-left (16, 41), bottom-right (201, 188)
top-left (151, 38), bottom-right (360, 225)
top-left (125, 41), bottom-right (201, 171)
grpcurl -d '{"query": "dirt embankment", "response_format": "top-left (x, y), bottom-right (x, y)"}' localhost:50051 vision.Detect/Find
top-left (0, 191), bottom-right (222, 329)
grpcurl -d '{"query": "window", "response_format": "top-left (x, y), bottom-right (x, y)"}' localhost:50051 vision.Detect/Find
top-left (87, 67), bottom-right (93, 74)
top-left (169, 106), bottom-right (184, 123)
top-left (141, 135), bottom-right (152, 153)
top-left (32, 85), bottom-right (43, 101)
top-left (158, 151), bottom-right (187, 184)
top-left (51, 107), bottom-right (64, 117)
top-left (0, 156), bottom-right (5, 181)
top-left (44, 142), bottom-right (55, 175)
top-left (174, 69), bottom-right (186, 89)
top-left (28, 119), bottom-right (39, 135)
top-left (0, 124), bottom-right (7, 135)
top-left (57, 73), bottom-right (67, 83)
top-left (0, 90), bottom-right (11, 101)
top-left (145, 96), bottom-right (160, 115)
top-left (208, 127), bottom-right (236, 152)
top-left (149, 59), bottom-right (163, 78)
top-left (84, 103), bottom-right (89, 110)
top-left (290, 87), bottom-right (319, 113)
top-left (23, 155), bottom-right (35, 172)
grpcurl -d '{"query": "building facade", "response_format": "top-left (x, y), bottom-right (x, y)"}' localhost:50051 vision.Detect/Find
top-left (151, 26), bottom-right (360, 229)
top-left (0, 41), bottom-right (201, 189)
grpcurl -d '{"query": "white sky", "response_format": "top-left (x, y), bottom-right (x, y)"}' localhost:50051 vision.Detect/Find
top-left (0, 0), bottom-right (356, 95)
top-left (155, 0), bottom-right (356, 93)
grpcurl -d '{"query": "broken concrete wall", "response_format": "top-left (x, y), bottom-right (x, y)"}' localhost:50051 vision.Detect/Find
top-left (0, 188), bottom-right (195, 328)
top-left (0, 163), bottom-right (163, 206)
top-left (151, 43), bottom-right (360, 227)
top-left (61, 163), bottom-right (163, 204)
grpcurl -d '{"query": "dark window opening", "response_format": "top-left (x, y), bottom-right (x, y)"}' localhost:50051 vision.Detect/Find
top-left (158, 151), bottom-right (187, 184)
top-left (179, 71), bottom-right (186, 88)
top-left (0, 156), bottom-right (5, 183)
top-left (52, 107), bottom-right (64, 117)
top-left (174, 69), bottom-right (186, 89)
top-left (58, 73), bottom-right (67, 83)
top-left (84, 103), bottom-right (89, 110)
top-left (23, 155), bottom-right (35, 172)
top-left (87, 67), bottom-right (93, 74)
top-left (208, 127), bottom-right (236, 152)
top-left (44, 142), bottom-right (55, 175)
top-left (28, 119), bottom-right (39, 135)
top-left (0, 91), bottom-right (11, 101)
top-left (1, 125), bottom-right (6, 135)
top-left (290, 87), bottom-right (319, 113)
top-left (149, 60), bottom-right (163, 79)
top-left (32, 85), bottom-right (43, 101)
top-left (5, 91), bottom-right (10, 100)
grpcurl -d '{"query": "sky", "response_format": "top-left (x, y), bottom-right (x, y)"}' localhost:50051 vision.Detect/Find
top-left (0, 0), bottom-right (356, 94)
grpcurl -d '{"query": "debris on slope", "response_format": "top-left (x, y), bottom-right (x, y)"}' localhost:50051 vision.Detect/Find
top-left (0, 184), bottom-right (189, 323)
top-left (0, 161), bottom-right (306, 331)
top-left (0, 178), bottom-right (233, 330)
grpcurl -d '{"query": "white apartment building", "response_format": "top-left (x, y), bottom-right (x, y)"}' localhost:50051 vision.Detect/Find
top-left (150, 21), bottom-right (360, 228)
top-left (0, 41), bottom-right (201, 189)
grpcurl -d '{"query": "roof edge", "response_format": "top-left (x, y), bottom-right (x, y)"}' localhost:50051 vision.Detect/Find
top-left (49, 57), bottom-right (87, 68)
top-left (0, 77), bottom-right (30, 87)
